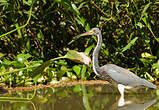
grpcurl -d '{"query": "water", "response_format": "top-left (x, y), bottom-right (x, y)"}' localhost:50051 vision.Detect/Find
top-left (0, 84), bottom-right (158, 110)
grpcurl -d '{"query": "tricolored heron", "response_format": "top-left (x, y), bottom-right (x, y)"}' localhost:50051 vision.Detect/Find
top-left (75, 28), bottom-right (156, 96)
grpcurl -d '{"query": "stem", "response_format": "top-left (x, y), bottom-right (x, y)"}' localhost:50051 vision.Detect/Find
top-left (0, 6), bottom-right (33, 38)
top-left (0, 65), bottom-right (38, 77)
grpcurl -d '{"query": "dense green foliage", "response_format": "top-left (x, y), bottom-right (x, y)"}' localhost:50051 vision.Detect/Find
top-left (0, 0), bottom-right (158, 87)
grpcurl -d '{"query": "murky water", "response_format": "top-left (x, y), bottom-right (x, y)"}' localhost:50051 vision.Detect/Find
top-left (0, 84), bottom-right (158, 110)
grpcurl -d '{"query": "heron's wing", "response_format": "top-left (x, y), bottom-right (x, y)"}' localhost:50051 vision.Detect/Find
top-left (99, 64), bottom-right (156, 89)
top-left (99, 64), bottom-right (144, 86)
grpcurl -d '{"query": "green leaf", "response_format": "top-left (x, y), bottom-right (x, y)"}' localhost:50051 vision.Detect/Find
top-left (64, 50), bottom-right (83, 61)
top-left (155, 38), bottom-right (159, 42)
top-left (75, 16), bottom-right (86, 27)
top-left (73, 85), bottom-right (81, 93)
top-left (66, 71), bottom-right (73, 78)
top-left (141, 52), bottom-right (157, 59)
top-left (26, 40), bottom-right (31, 50)
top-left (57, 66), bottom-right (67, 78)
top-left (140, 2), bottom-right (152, 19)
top-left (71, 3), bottom-right (80, 15)
top-left (0, 0), bottom-right (8, 6)
top-left (84, 44), bottom-right (94, 55)
top-left (32, 60), bottom-right (51, 82)
top-left (0, 53), bottom-right (5, 59)
top-left (73, 65), bottom-right (81, 77)
top-left (23, 0), bottom-right (33, 6)
top-left (121, 37), bottom-right (138, 53)
top-left (64, 50), bottom-right (91, 66)
top-left (152, 61), bottom-right (159, 76)
top-left (16, 53), bottom-right (32, 64)
top-left (142, 13), bottom-right (156, 39)
top-left (37, 30), bottom-right (44, 44)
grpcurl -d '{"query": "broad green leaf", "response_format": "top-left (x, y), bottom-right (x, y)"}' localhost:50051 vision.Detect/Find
top-left (121, 37), bottom-right (138, 53)
top-left (64, 50), bottom-right (91, 66)
top-left (73, 65), bottom-right (81, 77)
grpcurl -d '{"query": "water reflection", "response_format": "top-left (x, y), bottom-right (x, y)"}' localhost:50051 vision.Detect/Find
top-left (0, 84), bottom-right (157, 110)
top-left (117, 99), bottom-right (156, 110)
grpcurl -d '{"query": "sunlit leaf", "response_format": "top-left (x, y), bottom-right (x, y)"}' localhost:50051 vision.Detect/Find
top-left (16, 54), bottom-right (32, 64)
top-left (66, 71), bottom-right (73, 78)
top-left (152, 61), bottom-right (159, 75)
top-left (142, 13), bottom-right (156, 39)
top-left (64, 50), bottom-right (91, 66)
top-left (140, 2), bottom-right (152, 19)
top-left (71, 3), bottom-right (80, 15)
top-left (103, 0), bottom-right (109, 2)
top-left (141, 52), bottom-right (157, 59)
top-left (73, 65), bottom-right (81, 77)
top-left (155, 38), bottom-right (159, 42)
top-left (121, 37), bottom-right (138, 53)
top-left (75, 16), bottom-right (86, 27)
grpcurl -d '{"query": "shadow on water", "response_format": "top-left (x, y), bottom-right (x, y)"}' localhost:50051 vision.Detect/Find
top-left (0, 84), bottom-right (158, 110)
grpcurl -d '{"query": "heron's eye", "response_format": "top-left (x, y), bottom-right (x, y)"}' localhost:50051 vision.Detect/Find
top-left (93, 30), bottom-right (96, 33)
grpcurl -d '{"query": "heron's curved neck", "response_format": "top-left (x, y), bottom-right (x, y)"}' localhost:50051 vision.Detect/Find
top-left (92, 32), bottom-right (102, 76)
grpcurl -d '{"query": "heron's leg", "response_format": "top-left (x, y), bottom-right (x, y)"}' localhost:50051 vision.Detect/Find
top-left (118, 84), bottom-right (125, 106)
top-left (118, 84), bottom-right (125, 96)
top-left (118, 95), bottom-right (125, 106)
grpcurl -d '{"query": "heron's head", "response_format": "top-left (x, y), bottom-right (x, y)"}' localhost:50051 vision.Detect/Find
top-left (75, 28), bottom-right (101, 37)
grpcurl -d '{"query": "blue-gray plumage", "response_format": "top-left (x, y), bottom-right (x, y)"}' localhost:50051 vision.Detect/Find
top-left (100, 64), bottom-right (156, 89)
top-left (75, 28), bottom-right (156, 95)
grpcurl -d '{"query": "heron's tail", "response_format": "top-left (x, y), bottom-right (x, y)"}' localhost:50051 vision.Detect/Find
top-left (141, 79), bottom-right (157, 89)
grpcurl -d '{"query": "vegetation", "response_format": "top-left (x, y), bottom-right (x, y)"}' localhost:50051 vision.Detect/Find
top-left (0, 0), bottom-right (158, 87)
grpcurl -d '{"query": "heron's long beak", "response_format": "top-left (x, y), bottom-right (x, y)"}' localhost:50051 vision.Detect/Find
top-left (68, 30), bottom-right (94, 45)
top-left (75, 31), bottom-right (93, 37)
